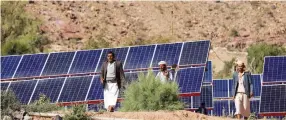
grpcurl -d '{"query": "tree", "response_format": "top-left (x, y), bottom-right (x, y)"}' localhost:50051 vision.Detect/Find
top-left (1, 1), bottom-right (47, 55)
top-left (247, 43), bottom-right (286, 73)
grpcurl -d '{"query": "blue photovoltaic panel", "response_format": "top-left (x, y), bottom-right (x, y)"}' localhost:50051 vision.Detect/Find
top-left (252, 75), bottom-right (261, 97)
top-left (96, 47), bottom-right (129, 72)
top-left (69, 50), bottom-right (102, 74)
top-left (87, 75), bottom-right (103, 100)
top-left (193, 85), bottom-right (213, 108)
top-left (1, 56), bottom-right (22, 79)
top-left (213, 100), bottom-right (229, 116)
top-left (30, 78), bottom-right (65, 103)
top-left (58, 76), bottom-right (92, 102)
top-left (228, 79), bottom-right (234, 97)
top-left (180, 97), bottom-right (192, 108)
top-left (263, 56), bottom-right (286, 82)
top-left (176, 67), bottom-right (205, 93)
top-left (124, 45), bottom-right (155, 69)
top-left (260, 85), bottom-right (286, 113)
top-left (14, 54), bottom-right (48, 78)
top-left (229, 100), bottom-right (235, 116)
top-left (213, 80), bottom-right (229, 98)
top-left (179, 41), bottom-right (210, 65)
top-left (250, 100), bottom-right (260, 114)
top-left (204, 61), bottom-right (212, 83)
top-left (8, 80), bottom-right (37, 104)
top-left (1, 82), bottom-right (10, 91)
top-left (151, 43), bottom-right (182, 67)
top-left (41, 52), bottom-right (75, 76)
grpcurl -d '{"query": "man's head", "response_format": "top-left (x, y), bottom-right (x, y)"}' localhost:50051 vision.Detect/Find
top-left (107, 51), bottom-right (115, 62)
top-left (236, 60), bottom-right (245, 73)
top-left (158, 61), bottom-right (167, 71)
top-left (171, 64), bottom-right (177, 70)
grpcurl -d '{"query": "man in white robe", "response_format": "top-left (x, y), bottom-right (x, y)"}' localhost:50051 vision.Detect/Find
top-left (156, 61), bottom-right (173, 83)
top-left (100, 51), bottom-right (125, 112)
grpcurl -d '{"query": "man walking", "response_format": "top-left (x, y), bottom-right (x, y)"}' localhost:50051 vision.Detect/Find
top-left (156, 61), bottom-right (173, 83)
top-left (232, 60), bottom-right (253, 119)
top-left (100, 51), bottom-right (125, 112)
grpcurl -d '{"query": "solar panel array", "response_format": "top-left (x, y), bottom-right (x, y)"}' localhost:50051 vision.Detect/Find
top-left (1, 41), bottom-right (210, 107)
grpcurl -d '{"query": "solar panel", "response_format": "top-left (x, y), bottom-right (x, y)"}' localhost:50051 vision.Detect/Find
top-left (1, 82), bottom-right (10, 91)
top-left (252, 75), bottom-right (262, 97)
top-left (125, 72), bottom-right (140, 84)
top-left (204, 61), bottom-right (212, 83)
top-left (14, 54), bottom-right (48, 78)
top-left (176, 67), bottom-right (205, 93)
top-left (229, 100), bottom-right (235, 116)
top-left (58, 76), bottom-right (93, 102)
top-left (1, 56), bottom-right (22, 79)
top-left (213, 100), bottom-right (229, 116)
top-left (124, 45), bottom-right (155, 69)
top-left (151, 43), bottom-right (182, 67)
top-left (69, 50), bottom-right (102, 74)
top-left (260, 85), bottom-right (286, 113)
top-left (86, 75), bottom-right (104, 100)
top-left (193, 85), bottom-right (213, 108)
top-left (228, 79), bottom-right (234, 97)
top-left (30, 78), bottom-right (65, 103)
top-left (8, 80), bottom-right (37, 104)
top-left (250, 100), bottom-right (260, 114)
top-left (180, 97), bottom-right (192, 108)
top-left (41, 52), bottom-right (75, 76)
top-left (96, 47), bottom-right (129, 72)
top-left (213, 79), bottom-right (229, 98)
top-left (263, 56), bottom-right (286, 82)
top-left (179, 40), bottom-right (210, 65)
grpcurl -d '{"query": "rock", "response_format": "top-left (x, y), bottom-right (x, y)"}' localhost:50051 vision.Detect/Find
top-left (3, 116), bottom-right (12, 120)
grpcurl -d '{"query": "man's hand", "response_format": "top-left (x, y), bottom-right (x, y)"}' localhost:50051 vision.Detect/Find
top-left (250, 93), bottom-right (254, 98)
top-left (232, 96), bottom-right (235, 100)
top-left (100, 78), bottom-right (104, 84)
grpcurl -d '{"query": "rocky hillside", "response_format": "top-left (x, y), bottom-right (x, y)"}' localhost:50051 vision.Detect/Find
top-left (25, 1), bottom-right (286, 52)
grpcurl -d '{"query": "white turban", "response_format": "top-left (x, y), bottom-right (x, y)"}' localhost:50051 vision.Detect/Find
top-left (158, 61), bottom-right (167, 65)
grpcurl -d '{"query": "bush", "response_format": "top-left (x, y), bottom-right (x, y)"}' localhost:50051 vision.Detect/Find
top-left (120, 72), bottom-right (184, 111)
top-left (247, 43), bottom-right (286, 73)
top-left (1, 1), bottom-right (47, 55)
top-left (1, 90), bottom-right (21, 118)
top-left (24, 94), bottom-right (61, 113)
top-left (84, 34), bottom-right (109, 49)
top-left (63, 104), bottom-right (91, 120)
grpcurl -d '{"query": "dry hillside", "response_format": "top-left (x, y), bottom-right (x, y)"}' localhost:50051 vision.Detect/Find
top-left (25, 1), bottom-right (286, 51)
top-left (23, 1), bottom-right (286, 73)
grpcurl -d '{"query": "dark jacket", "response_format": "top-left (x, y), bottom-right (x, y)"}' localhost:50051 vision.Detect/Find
top-left (100, 61), bottom-right (125, 89)
top-left (232, 71), bottom-right (253, 98)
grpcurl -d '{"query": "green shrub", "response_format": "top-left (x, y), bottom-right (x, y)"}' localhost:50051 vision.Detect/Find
top-left (230, 29), bottom-right (239, 37)
top-left (24, 94), bottom-right (61, 112)
top-left (1, 1), bottom-right (46, 55)
top-left (63, 104), bottom-right (91, 120)
top-left (247, 43), bottom-right (286, 74)
top-left (120, 72), bottom-right (183, 111)
top-left (1, 90), bottom-right (21, 118)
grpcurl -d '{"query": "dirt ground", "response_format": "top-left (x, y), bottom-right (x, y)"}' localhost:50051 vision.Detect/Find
top-left (87, 110), bottom-right (236, 120)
